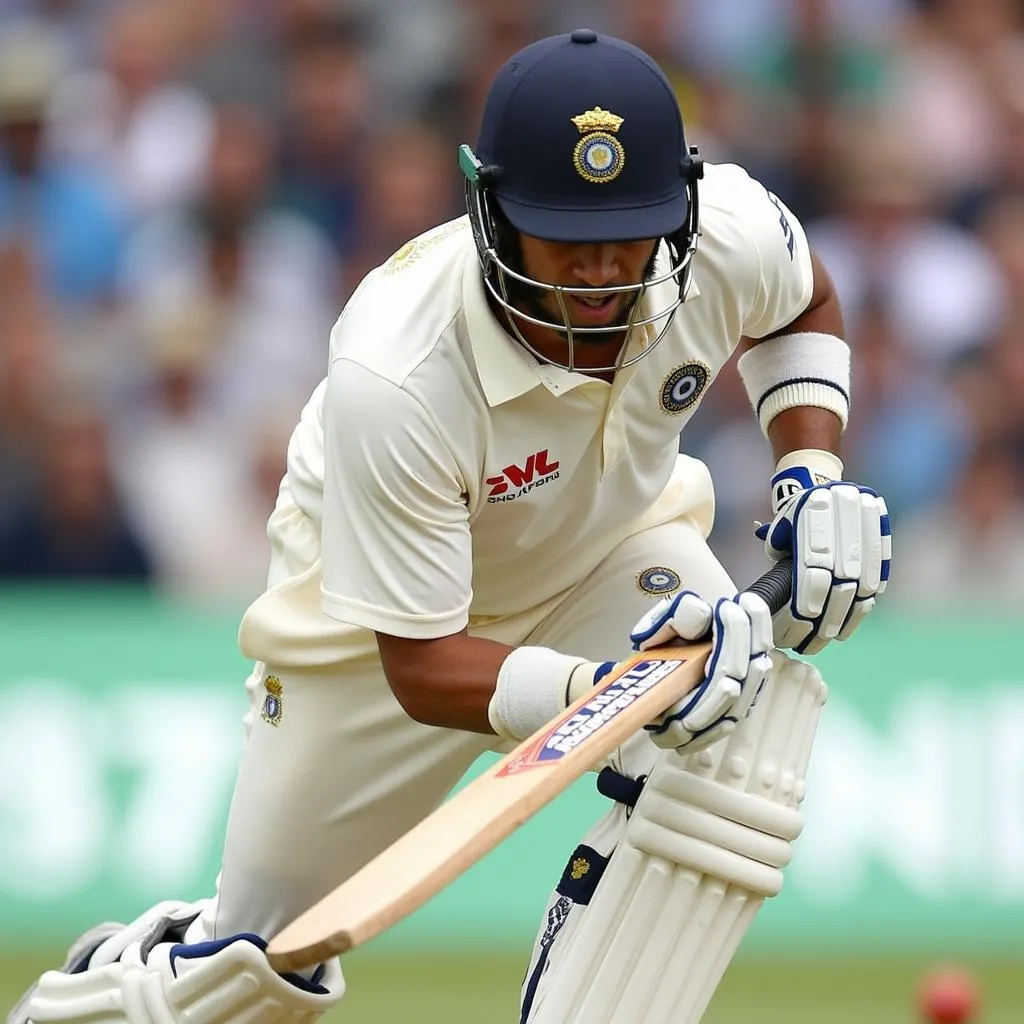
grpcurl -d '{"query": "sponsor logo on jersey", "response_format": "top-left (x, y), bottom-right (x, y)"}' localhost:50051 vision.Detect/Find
top-left (496, 658), bottom-right (684, 775)
top-left (660, 361), bottom-right (709, 414)
top-left (261, 675), bottom-right (284, 726)
top-left (486, 448), bottom-right (560, 501)
top-left (636, 566), bottom-right (682, 596)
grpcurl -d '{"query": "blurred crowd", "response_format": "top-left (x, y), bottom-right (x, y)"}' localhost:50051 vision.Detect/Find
top-left (0, 0), bottom-right (1022, 608)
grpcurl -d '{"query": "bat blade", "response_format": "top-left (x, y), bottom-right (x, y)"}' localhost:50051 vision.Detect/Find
top-left (265, 642), bottom-right (709, 972)
top-left (265, 558), bottom-right (793, 973)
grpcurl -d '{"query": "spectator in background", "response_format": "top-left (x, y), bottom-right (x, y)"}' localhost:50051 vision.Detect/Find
top-left (118, 101), bottom-right (337, 438)
top-left (0, 22), bottom-right (125, 308)
top-left (358, 0), bottom-right (468, 120)
top-left (0, 243), bottom-right (52, 527)
top-left (888, 0), bottom-right (1024, 210)
top-left (951, 73), bottom-right (1024, 227)
top-left (0, 0), bottom-right (114, 73)
top-left (343, 119), bottom-right (461, 292)
top-left (745, 0), bottom-right (891, 104)
top-left (423, 0), bottom-right (545, 146)
top-left (889, 440), bottom-right (1024, 606)
top-left (980, 300), bottom-right (1024, 467)
top-left (609, 0), bottom-right (702, 128)
top-left (275, 13), bottom-right (371, 260)
top-left (0, 0), bottom-right (1021, 604)
top-left (840, 295), bottom-right (970, 518)
top-left (0, 398), bottom-right (152, 580)
top-left (670, 0), bottom-right (906, 84)
top-left (974, 193), bottom-right (1024, 304)
top-left (735, 0), bottom-right (893, 221)
top-left (111, 304), bottom-right (280, 603)
top-left (807, 114), bottom-right (1007, 367)
top-left (47, 0), bottom-right (214, 219)
top-left (174, 0), bottom-right (285, 114)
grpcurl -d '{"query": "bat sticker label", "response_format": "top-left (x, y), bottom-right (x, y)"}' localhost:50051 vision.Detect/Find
top-left (497, 659), bottom-right (684, 776)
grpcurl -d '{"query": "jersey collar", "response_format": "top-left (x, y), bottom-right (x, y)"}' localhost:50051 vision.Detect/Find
top-left (463, 250), bottom-right (620, 406)
top-left (461, 243), bottom-right (698, 408)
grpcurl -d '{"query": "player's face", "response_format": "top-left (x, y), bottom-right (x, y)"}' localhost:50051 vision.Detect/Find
top-left (517, 234), bottom-right (659, 331)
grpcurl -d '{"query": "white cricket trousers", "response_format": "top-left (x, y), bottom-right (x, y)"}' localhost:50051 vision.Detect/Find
top-left (198, 515), bottom-right (736, 984)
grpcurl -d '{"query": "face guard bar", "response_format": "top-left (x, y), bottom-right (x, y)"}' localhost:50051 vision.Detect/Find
top-left (461, 144), bottom-right (702, 374)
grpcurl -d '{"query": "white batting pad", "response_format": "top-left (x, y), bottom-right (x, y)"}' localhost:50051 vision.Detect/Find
top-left (529, 653), bottom-right (826, 1024)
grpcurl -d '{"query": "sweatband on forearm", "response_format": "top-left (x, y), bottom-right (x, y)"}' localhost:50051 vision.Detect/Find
top-left (737, 332), bottom-right (851, 436)
top-left (487, 646), bottom-right (605, 742)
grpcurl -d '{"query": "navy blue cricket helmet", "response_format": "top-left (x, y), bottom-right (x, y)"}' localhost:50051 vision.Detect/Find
top-left (460, 28), bottom-right (703, 371)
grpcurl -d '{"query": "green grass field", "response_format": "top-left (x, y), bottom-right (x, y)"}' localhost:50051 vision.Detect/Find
top-left (3, 950), bottom-right (1020, 1022)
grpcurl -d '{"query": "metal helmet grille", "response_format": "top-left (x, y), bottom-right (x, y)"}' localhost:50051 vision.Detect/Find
top-left (464, 172), bottom-right (701, 375)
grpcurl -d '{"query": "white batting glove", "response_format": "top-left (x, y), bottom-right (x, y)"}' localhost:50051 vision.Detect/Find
top-left (757, 458), bottom-right (892, 655)
top-left (629, 591), bottom-right (774, 752)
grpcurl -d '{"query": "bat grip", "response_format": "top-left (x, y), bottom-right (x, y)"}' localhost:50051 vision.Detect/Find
top-left (743, 556), bottom-right (793, 616)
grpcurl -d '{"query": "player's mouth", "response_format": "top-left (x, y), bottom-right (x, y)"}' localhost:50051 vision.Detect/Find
top-left (566, 292), bottom-right (620, 323)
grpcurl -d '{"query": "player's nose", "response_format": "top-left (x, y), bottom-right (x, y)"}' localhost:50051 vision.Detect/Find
top-left (572, 244), bottom-right (621, 287)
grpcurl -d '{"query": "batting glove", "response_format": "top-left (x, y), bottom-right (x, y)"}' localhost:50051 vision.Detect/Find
top-left (757, 459), bottom-right (892, 655)
top-left (629, 591), bottom-right (774, 752)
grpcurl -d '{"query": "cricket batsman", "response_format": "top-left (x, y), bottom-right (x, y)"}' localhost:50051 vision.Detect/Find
top-left (11, 29), bottom-right (891, 1024)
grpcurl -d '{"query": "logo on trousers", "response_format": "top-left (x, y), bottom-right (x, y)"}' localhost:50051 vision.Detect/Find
top-left (486, 449), bottom-right (560, 501)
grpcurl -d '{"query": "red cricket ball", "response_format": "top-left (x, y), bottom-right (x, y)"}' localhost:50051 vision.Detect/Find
top-left (917, 966), bottom-right (980, 1024)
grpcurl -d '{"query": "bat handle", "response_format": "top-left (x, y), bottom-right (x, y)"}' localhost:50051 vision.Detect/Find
top-left (743, 556), bottom-right (793, 616)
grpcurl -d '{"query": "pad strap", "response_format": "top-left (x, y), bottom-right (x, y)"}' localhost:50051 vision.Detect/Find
top-left (737, 332), bottom-right (851, 436)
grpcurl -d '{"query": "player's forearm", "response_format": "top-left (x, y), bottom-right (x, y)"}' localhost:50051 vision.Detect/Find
top-left (766, 405), bottom-right (842, 464)
top-left (377, 629), bottom-right (604, 741)
top-left (376, 629), bottom-right (513, 734)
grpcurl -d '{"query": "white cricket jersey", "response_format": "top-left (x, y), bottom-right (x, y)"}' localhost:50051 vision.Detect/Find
top-left (238, 163), bottom-right (813, 667)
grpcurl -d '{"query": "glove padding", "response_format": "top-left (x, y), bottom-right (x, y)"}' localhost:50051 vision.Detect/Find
top-left (23, 906), bottom-right (345, 1024)
top-left (629, 591), bottom-right (774, 752)
top-left (757, 480), bottom-right (891, 655)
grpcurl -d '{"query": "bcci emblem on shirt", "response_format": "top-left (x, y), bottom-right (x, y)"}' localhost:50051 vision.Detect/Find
top-left (261, 675), bottom-right (284, 726)
top-left (637, 566), bottom-right (682, 596)
top-left (660, 362), bottom-right (710, 415)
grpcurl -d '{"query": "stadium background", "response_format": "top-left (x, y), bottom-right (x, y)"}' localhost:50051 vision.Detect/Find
top-left (1, 0), bottom-right (1022, 1020)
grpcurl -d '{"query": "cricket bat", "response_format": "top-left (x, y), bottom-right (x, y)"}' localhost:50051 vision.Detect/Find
top-left (266, 559), bottom-right (793, 973)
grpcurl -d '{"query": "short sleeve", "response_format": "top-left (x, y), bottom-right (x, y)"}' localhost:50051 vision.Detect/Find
top-left (737, 177), bottom-right (815, 339)
top-left (320, 358), bottom-right (473, 638)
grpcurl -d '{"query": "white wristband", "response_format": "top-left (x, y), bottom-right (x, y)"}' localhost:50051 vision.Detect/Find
top-left (770, 449), bottom-right (844, 513)
top-left (488, 647), bottom-right (603, 742)
top-left (737, 332), bottom-right (851, 436)
top-left (775, 448), bottom-right (843, 481)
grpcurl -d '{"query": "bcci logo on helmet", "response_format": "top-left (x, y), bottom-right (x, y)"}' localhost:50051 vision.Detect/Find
top-left (571, 106), bottom-right (625, 184)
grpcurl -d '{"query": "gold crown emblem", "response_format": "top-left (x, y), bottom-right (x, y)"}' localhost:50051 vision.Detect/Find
top-left (261, 675), bottom-right (284, 726)
top-left (570, 857), bottom-right (591, 880)
top-left (571, 106), bottom-right (624, 134)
